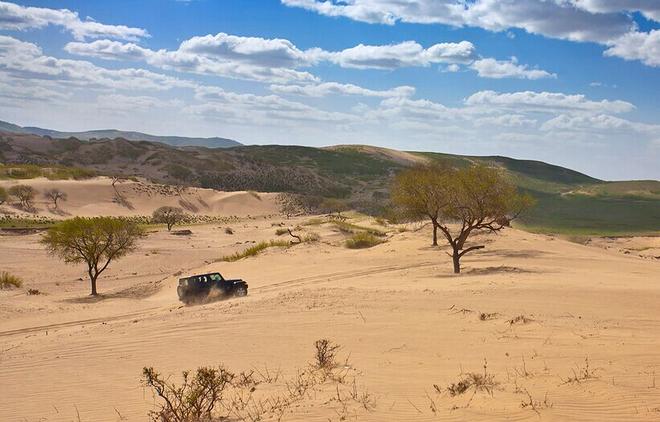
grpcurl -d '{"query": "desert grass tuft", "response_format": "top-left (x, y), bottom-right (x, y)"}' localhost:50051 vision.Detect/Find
top-left (0, 271), bottom-right (23, 289)
top-left (345, 232), bottom-right (385, 249)
top-left (334, 221), bottom-right (386, 237)
top-left (221, 240), bottom-right (290, 262)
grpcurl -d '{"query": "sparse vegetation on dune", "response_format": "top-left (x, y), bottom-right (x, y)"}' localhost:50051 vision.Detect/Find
top-left (0, 271), bottom-right (23, 289)
top-left (221, 240), bottom-right (292, 262)
top-left (345, 232), bottom-right (385, 249)
top-left (0, 163), bottom-right (95, 181)
top-left (142, 340), bottom-right (375, 422)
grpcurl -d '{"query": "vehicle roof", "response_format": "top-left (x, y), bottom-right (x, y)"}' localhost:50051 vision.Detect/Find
top-left (179, 272), bottom-right (222, 279)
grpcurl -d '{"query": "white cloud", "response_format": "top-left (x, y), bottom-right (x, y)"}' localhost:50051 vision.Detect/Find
top-left (178, 32), bottom-right (317, 68)
top-left (318, 40), bottom-right (475, 69)
top-left (0, 1), bottom-right (149, 41)
top-left (189, 86), bottom-right (358, 126)
top-left (604, 30), bottom-right (660, 67)
top-left (67, 35), bottom-right (550, 83)
top-left (281, 0), bottom-right (660, 68)
top-left (464, 90), bottom-right (635, 114)
top-left (269, 82), bottom-right (415, 98)
top-left (470, 57), bottom-right (556, 79)
top-left (0, 35), bottom-right (193, 92)
top-left (282, 0), bottom-right (635, 43)
top-left (65, 38), bottom-right (319, 84)
top-left (541, 114), bottom-right (660, 134)
top-left (568, 1), bottom-right (660, 22)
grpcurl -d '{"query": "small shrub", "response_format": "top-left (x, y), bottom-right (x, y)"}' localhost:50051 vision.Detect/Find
top-left (224, 227), bottom-right (234, 235)
top-left (142, 366), bottom-right (234, 422)
top-left (27, 288), bottom-right (41, 295)
top-left (275, 228), bottom-right (289, 236)
top-left (345, 232), bottom-right (385, 249)
top-left (0, 271), bottom-right (23, 289)
top-left (314, 339), bottom-right (340, 370)
top-left (304, 232), bottom-right (320, 242)
top-left (447, 360), bottom-right (498, 396)
top-left (221, 240), bottom-right (290, 262)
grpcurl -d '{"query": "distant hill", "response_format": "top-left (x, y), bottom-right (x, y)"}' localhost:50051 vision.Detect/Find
top-left (0, 131), bottom-right (658, 234)
top-left (0, 120), bottom-right (241, 149)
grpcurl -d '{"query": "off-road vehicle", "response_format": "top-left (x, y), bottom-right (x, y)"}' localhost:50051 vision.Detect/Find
top-left (177, 272), bottom-right (248, 304)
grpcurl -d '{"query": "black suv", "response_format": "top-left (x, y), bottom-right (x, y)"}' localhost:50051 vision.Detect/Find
top-left (177, 272), bottom-right (248, 304)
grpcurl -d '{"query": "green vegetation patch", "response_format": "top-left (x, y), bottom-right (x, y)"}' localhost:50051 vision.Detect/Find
top-left (0, 163), bottom-right (95, 180)
top-left (345, 232), bottom-right (386, 249)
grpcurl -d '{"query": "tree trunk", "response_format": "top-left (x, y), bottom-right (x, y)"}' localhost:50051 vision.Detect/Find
top-left (90, 276), bottom-right (98, 296)
top-left (431, 219), bottom-right (438, 246)
top-left (452, 249), bottom-right (461, 274)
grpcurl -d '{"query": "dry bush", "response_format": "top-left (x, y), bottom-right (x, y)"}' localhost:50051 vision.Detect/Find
top-left (561, 357), bottom-right (598, 384)
top-left (26, 288), bottom-right (41, 295)
top-left (142, 366), bottom-right (234, 422)
top-left (520, 389), bottom-right (552, 415)
top-left (314, 339), bottom-right (340, 370)
top-left (0, 271), bottom-right (23, 289)
top-left (447, 360), bottom-right (498, 397)
top-left (508, 315), bottom-right (534, 325)
top-left (143, 339), bottom-right (374, 422)
top-left (479, 312), bottom-right (499, 321)
top-left (224, 227), bottom-right (234, 235)
top-left (304, 232), bottom-right (320, 242)
top-left (275, 228), bottom-right (288, 236)
top-left (345, 232), bottom-right (385, 249)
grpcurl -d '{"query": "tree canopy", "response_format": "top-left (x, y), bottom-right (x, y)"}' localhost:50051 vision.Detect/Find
top-left (392, 164), bottom-right (534, 273)
top-left (152, 206), bottom-right (185, 231)
top-left (41, 217), bottom-right (144, 295)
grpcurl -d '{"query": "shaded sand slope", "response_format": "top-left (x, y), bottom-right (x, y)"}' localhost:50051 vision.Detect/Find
top-left (1, 221), bottom-right (659, 421)
top-left (0, 177), bottom-right (279, 218)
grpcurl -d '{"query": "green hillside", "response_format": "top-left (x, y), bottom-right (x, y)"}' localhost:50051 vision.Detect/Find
top-left (1, 132), bottom-right (658, 235)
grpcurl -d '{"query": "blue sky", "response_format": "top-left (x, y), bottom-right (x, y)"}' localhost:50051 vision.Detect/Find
top-left (0, 0), bottom-right (659, 180)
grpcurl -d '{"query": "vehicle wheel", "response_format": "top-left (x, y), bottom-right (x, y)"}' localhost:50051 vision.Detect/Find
top-left (235, 286), bottom-right (247, 297)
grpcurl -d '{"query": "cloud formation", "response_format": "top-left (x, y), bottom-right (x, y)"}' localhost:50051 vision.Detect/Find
top-left (282, 0), bottom-right (660, 67)
top-left (470, 57), bottom-right (556, 79)
top-left (0, 1), bottom-right (148, 41)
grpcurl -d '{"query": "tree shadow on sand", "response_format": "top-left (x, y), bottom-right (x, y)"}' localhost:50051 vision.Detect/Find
top-left (60, 279), bottom-right (165, 303)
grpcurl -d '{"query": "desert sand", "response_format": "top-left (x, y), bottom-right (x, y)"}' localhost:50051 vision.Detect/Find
top-left (0, 177), bottom-right (280, 218)
top-left (1, 192), bottom-right (660, 422)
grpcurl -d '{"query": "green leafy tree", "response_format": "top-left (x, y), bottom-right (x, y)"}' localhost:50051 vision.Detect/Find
top-left (152, 206), bottom-right (185, 231)
top-left (41, 217), bottom-right (144, 295)
top-left (391, 165), bottom-right (449, 246)
top-left (437, 165), bottom-right (534, 273)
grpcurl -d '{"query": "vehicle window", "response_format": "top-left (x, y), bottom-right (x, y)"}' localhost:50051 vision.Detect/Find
top-left (210, 274), bottom-right (220, 281)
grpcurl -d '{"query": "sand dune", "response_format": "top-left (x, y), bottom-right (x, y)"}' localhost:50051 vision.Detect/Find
top-left (1, 212), bottom-right (659, 421)
top-left (0, 177), bottom-right (279, 218)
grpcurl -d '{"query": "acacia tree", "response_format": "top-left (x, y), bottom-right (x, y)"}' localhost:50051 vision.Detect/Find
top-left (41, 217), bottom-right (144, 295)
top-left (321, 198), bottom-right (349, 220)
top-left (391, 165), bottom-right (449, 246)
top-left (436, 165), bottom-right (534, 273)
top-left (152, 206), bottom-right (185, 231)
top-left (43, 188), bottom-right (68, 209)
top-left (8, 185), bottom-right (37, 210)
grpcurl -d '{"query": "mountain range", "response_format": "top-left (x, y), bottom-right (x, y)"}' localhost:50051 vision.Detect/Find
top-left (0, 120), bottom-right (241, 149)
top-left (0, 123), bottom-right (658, 235)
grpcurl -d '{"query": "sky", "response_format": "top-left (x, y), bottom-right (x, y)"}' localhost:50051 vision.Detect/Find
top-left (0, 0), bottom-right (659, 180)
